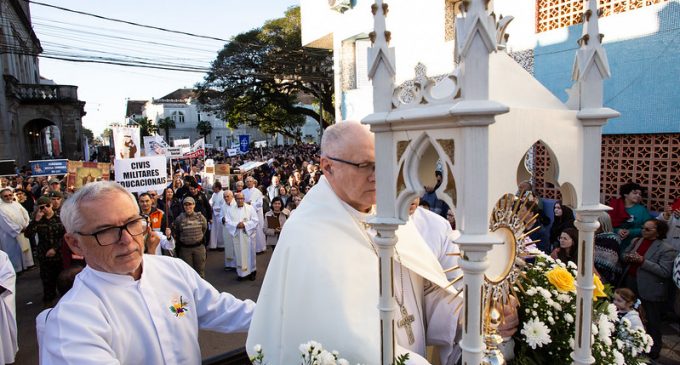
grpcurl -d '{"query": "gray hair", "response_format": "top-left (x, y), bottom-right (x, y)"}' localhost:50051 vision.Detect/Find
top-left (596, 211), bottom-right (614, 233)
top-left (321, 121), bottom-right (371, 157)
top-left (61, 181), bottom-right (137, 233)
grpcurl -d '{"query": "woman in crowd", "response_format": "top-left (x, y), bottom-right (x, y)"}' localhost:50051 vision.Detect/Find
top-left (549, 201), bottom-right (575, 251)
top-left (594, 211), bottom-right (622, 284)
top-left (278, 186), bottom-right (289, 207)
top-left (158, 187), bottom-right (182, 228)
top-left (263, 197), bottom-right (287, 249)
top-left (621, 219), bottom-right (675, 360)
top-left (550, 227), bottom-right (579, 264)
top-left (609, 182), bottom-right (652, 252)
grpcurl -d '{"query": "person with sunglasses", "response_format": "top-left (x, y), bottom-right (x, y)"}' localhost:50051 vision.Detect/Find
top-left (40, 181), bottom-right (255, 364)
top-left (24, 196), bottom-right (65, 308)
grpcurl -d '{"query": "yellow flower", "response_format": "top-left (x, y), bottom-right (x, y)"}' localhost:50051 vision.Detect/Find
top-left (593, 275), bottom-right (607, 300)
top-left (546, 267), bottom-right (576, 292)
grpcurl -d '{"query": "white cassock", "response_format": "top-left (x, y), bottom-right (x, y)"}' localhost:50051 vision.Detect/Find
top-left (225, 204), bottom-right (258, 277)
top-left (221, 200), bottom-right (238, 268)
top-left (411, 207), bottom-right (462, 283)
top-left (243, 187), bottom-right (267, 253)
top-left (0, 200), bottom-right (30, 273)
top-left (40, 255), bottom-right (255, 364)
top-left (247, 177), bottom-right (462, 365)
top-left (0, 250), bottom-right (17, 365)
top-left (208, 192), bottom-right (227, 249)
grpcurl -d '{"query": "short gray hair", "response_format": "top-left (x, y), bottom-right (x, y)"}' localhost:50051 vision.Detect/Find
top-left (321, 121), bottom-right (370, 157)
top-left (61, 181), bottom-right (137, 233)
top-left (596, 211), bottom-right (614, 233)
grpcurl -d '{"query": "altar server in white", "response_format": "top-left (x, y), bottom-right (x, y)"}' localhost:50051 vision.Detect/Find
top-left (40, 181), bottom-right (255, 364)
top-left (0, 250), bottom-right (17, 365)
top-left (208, 181), bottom-right (227, 250)
top-left (225, 192), bottom-right (258, 281)
top-left (0, 187), bottom-right (30, 273)
top-left (247, 122), bottom-right (518, 364)
top-left (409, 198), bottom-right (463, 283)
top-left (221, 190), bottom-right (238, 270)
top-left (242, 177), bottom-right (267, 253)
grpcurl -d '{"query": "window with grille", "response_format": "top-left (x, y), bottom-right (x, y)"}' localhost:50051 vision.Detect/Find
top-left (536, 0), bottom-right (669, 33)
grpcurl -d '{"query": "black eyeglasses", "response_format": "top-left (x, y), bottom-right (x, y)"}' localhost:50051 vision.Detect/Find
top-left (326, 156), bottom-right (375, 171)
top-left (38, 205), bottom-right (48, 210)
top-left (75, 217), bottom-right (147, 246)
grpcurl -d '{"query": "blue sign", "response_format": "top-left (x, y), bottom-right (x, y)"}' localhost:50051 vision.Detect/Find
top-left (239, 135), bottom-right (250, 153)
top-left (29, 159), bottom-right (68, 176)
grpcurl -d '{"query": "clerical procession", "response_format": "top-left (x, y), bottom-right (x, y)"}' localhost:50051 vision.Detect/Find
top-left (1, 0), bottom-right (679, 364)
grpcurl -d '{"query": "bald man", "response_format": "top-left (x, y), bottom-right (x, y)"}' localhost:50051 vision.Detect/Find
top-left (246, 122), bottom-right (512, 364)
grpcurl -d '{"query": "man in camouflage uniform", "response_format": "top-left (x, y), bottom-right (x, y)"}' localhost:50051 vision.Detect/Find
top-left (25, 196), bottom-right (65, 307)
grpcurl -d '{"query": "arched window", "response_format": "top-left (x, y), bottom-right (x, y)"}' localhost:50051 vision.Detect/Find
top-left (171, 111), bottom-right (185, 123)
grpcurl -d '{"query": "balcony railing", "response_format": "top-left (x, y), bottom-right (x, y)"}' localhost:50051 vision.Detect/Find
top-left (4, 75), bottom-right (79, 102)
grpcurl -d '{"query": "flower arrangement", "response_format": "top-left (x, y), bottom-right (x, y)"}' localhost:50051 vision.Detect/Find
top-left (250, 341), bottom-right (409, 365)
top-left (512, 253), bottom-right (653, 365)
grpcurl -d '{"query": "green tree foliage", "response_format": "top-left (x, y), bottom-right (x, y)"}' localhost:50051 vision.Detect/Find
top-left (196, 6), bottom-right (333, 140)
top-left (196, 120), bottom-right (213, 139)
top-left (156, 116), bottom-right (175, 142)
top-left (133, 117), bottom-right (157, 137)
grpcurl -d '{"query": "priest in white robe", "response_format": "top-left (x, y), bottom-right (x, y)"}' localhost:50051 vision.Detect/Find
top-left (242, 177), bottom-right (267, 253)
top-left (208, 182), bottom-right (227, 250)
top-left (0, 250), bottom-right (17, 365)
top-left (247, 122), bottom-right (472, 365)
top-left (221, 190), bottom-right (238, 270)
top-left (0, 187), bottom-right (30, 273)
top-left (41, 181), bottom-right (256, 364)
top-left (225, 192), bottom-right (258, 280)
top-left (409, 198), bottom-right (463, 283)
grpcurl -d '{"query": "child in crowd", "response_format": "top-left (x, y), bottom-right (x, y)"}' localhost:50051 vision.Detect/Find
top-left (613, 287), bottom-right (644, 331)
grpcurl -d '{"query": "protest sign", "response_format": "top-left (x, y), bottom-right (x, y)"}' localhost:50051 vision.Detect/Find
top-left (143, 135), bottom-right (169, 157)
top-left (112, 126), bottom-right (141, 159)
top-left (66, 161), bottom-right (111, 189)
top-left (239, 135), bottom-right (250, 153)
top-left (29, 159), bottom-right (68, 176)
top-left (114, 156), bottom-right (167, 193)
top-left (215, 164), bottom-right (230, 176)
top-left (227, 148), bottom-right (239, 157)
top-left (182, 138), bottom-right (205, 158)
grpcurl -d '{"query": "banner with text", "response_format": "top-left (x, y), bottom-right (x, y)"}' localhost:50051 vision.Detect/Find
top-left (173, 138), bottom-right (191, 156)
top-left (182, 138), bottom-right (205, 158)
top-left (112, 126), bottom-right (141, 159)
top-left (29, 159), bottom-right (68, 176)
top-left (114, 156), bottom-right (167, 193)
top-left (239, 135), bottom-right (249, 153)
top-left (227, 148), bottom-right (239, 157)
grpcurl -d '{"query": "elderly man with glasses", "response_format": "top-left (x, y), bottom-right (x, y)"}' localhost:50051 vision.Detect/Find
top-left (24, 196), bottom-right (65, 307)
top-left (40, 181), bottom-right (255, 364)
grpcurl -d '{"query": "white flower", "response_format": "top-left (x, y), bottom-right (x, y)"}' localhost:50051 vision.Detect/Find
top-left (591, 323), bottom-right (598, 336)
top-left (567, 261), bottom-right (577, 270)
top-left (337, 359), bottom-right (349, 365)
top-left (607, 304), bottom-right (618, 321)
top-left (533, 303), bottom-right (538, 308)
top-left (569, 338), bottom-right (575, 349)
top-left (597, 314), bottom-right (614, 343)
top-left (317, 350), bottom-right (336, 365)
top-left (612, 349), bottom-right (624, 365)
top-left (564, 313), bottom-right (574, 323)
top-left (253, 344), bottom-right (262, 353)
top-left (557, 293), bottom-right (571, 303)
top-left (621, 318), bottom-right (631, 328)
top-left (532, 310), bottom-right (537, 317)
top-left (615, 339), bottom-right (624, 349)
top-left (526, 288), bottom-right (538, 296)
top-left (521, 318), bottom-right (552, 349)
top-left (300, 343), bottom-right (310, 353)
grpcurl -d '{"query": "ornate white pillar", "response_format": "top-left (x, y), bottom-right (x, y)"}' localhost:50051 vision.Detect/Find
top-left (568, 1), bottom-right (619, 364)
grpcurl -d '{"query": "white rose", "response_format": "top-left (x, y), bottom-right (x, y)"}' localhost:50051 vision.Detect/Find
top-left (253, 344), bottom-right (262, 353)
top-left (564, 313), bottom-right (574, 323)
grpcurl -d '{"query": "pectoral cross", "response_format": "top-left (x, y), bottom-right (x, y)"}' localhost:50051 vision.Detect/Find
top-left (397, 304), bottom-right (415, 345)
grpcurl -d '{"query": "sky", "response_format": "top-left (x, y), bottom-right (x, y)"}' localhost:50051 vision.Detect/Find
top-left (30, 0), bottom-right (298, 136)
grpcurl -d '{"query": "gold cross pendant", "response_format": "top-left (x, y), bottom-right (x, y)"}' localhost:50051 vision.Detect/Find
top-left (397, 304), bottom-right (416, 345)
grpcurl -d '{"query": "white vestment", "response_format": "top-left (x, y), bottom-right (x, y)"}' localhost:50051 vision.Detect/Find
top-left (266, 184), bottom-right (279, 201)
top-left (41, 255), bottom-right (255, 364)
top-left (208, 192), bottom-right (227, 249)
top-left (225, 204), bottom-right (258, 277)
top-left (0, 250), bottom-right (18, 365)
top-left (0, 200), bottom-right (30, 273)
top-left (243, 187), bottom-right (267, 253)
top-left (221, 200), bottom-right (238, 268)
top-left (246, 177), bottom-right (462, 365)
top-left (411, 207), bottom-right (462, 282)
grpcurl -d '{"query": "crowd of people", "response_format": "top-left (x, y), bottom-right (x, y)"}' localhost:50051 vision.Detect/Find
top-left (0, 128), bottom-right (678, 363)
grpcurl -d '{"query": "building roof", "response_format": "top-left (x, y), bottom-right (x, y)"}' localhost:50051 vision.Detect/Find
top-left (125, 100), bottom-right (146, 117)
top-left (157, 88), bottom-right (195, 101)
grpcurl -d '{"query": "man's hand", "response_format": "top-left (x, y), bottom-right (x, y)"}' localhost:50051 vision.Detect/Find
top-left (619, 229), bottom-right (629, 240)
top-left (45, 248), bottom-right (56, 258)
top-left (34, 210), bottom-right (44, 222)
top-left (498, 296), bottom-right (520, 338)
top-left (147, 232), bottom-right (161, 254)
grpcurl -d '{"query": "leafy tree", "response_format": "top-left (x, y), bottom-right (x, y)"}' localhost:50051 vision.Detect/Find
top-left (101, 128), bottom-right (113, 145)
top-left (133, 117), bottom-right (157, 137)
top-left (196, 6), bottom-right (333, 138)
top-left (196, 120), bottom-right (213, 140)
top-left (156, 116), bottom-right (175, 143)
top-left (82, 128), bottom-right (94, 143)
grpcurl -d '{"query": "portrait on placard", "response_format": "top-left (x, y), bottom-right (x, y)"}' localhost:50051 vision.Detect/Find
top-left (67, 161), bottom-right (111, 189)
top-left (113, 126), bottom-right (141, 159)
top-left (144, 135), bottom-right (169, 157)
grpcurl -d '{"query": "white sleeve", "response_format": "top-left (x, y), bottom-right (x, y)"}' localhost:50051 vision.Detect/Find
top-left (157, 232), bottom-right (175, 251)
top-left (224, 211), bottom-right (239, 237)
top-left (244, 207), bottom-right (259, 234)
top-left (424, 281), bottom-right (462, 365)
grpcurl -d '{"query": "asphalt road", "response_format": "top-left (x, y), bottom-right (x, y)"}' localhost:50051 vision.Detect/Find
top-left (11, 248), bottom-right (272, 364)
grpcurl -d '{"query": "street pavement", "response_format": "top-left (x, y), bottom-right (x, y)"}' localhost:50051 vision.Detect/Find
top-left (10, 247), bottom-right (680, 364)
top-left (11, 248), bottom-right (272, 365)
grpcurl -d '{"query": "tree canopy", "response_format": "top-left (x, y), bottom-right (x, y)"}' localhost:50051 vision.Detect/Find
top-left (196, 6), bottom-right (333, 142)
